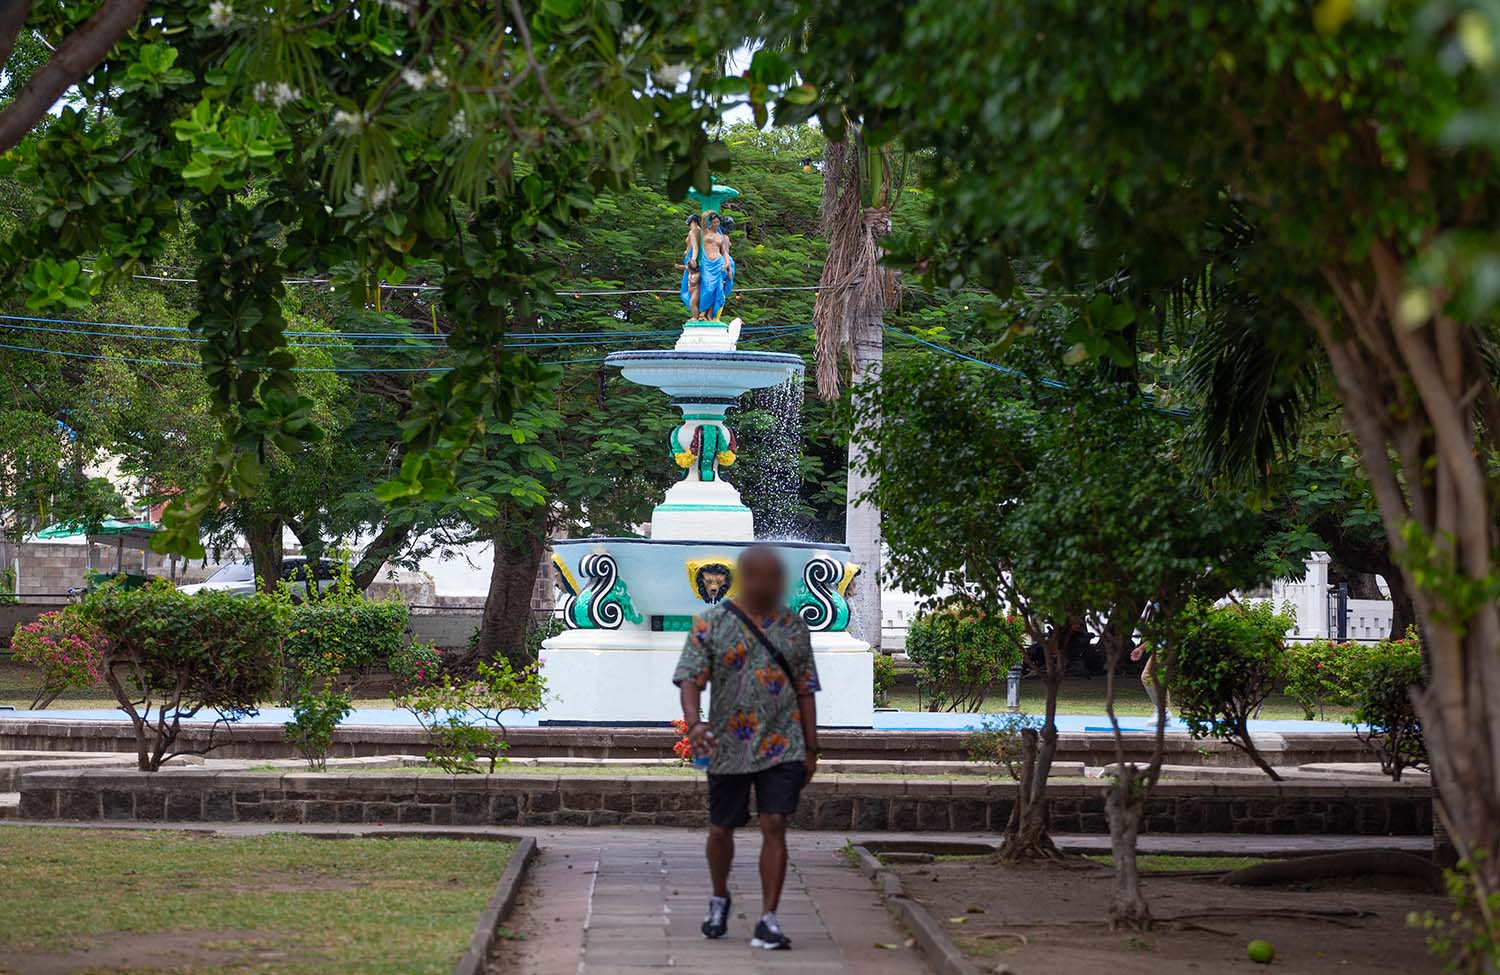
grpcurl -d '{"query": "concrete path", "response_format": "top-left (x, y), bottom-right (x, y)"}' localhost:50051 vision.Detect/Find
top-left (489, 828), bottom-right (928, 975)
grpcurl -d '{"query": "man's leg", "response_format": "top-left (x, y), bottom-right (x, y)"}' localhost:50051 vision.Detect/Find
top-left (706, 824), bottom-right (734, 899)
top-left (757, 812), bottom-right (788, 913)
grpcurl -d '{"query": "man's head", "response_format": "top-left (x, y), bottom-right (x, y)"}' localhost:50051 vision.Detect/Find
top-left (735, 545), bottom-right (787, 610)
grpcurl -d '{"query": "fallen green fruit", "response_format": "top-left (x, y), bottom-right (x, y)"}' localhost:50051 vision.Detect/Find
top-left (1247, 939), bottom-right (1275, 964)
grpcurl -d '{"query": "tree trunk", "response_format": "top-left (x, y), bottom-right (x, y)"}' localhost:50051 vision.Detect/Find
top-left (243, 514), bottom-right (283, 595)
top-left (474, 508), bottom-right (548, 669)
top-left (1307, 246), bottom-right (1500, 913)
top-left (1105, 764), bottom-right (1151, 930)
top-left (351, 521), bottom-right (414, 592)
top-left (1001, 634), bottom-right (1063, 861)
top-left (846, 316), bottom-right (883, 650)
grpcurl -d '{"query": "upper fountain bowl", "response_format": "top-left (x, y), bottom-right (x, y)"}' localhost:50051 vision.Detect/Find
top-left (605, 350), bottom-right (803, 401)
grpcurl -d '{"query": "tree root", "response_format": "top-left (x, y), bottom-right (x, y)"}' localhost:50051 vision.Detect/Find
top-left (1220, 851), bottom-right (1445, 894)
top-left (1158, 908), bottom-right (1375, 929)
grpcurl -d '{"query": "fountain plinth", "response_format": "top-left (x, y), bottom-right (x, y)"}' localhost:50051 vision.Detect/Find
top-left (539, 276), bottom-right (874, 725)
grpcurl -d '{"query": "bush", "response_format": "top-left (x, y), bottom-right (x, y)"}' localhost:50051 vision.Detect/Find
top-left (905, 606), bottom-right (1025, 712)
top-left (1170, 600), bottom-right (1294, 780)
top-left (283, 685), bottom-right (353, 771)
top-left (81, 581), bottom-right (283, 771)
top-left (396, 658), bottom-right (546, 773)
top-left (281, 598), bottom-right (409, 696)
top-left (10, 608), bottom-right (107, 709)
top-left (1282, 638), bottom-right (1371, 719)
top-left (965, 712), bottom-right (1042, 780)
top-left (873, 652), bottom-right (896, 707)
top-left (388, 641), bottom-right (443, 689)
top-left (1347, 628), bottom-right (1426, 781)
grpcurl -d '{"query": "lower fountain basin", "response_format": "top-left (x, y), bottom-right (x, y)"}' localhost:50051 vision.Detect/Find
top-left (605, 350), bottom-right (803, 400)
top-left (550, 536), bottom-right (859, 627)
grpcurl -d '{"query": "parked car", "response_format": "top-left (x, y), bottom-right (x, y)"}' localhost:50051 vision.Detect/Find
top-left (177, 557), bottom-right (338, 598)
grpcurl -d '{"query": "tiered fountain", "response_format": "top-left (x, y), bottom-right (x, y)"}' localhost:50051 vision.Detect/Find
top-left (539, 186), bottom-right (874, 727)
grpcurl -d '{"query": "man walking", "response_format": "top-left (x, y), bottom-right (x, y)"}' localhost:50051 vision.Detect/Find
top-left (674, 546), bottom-right (820, 951)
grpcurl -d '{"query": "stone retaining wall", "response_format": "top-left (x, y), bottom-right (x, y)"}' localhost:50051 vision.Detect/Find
top-left (0, 718), bottom-right (1377, 768)
top-left (18, 769), bottom-right (1432, 836)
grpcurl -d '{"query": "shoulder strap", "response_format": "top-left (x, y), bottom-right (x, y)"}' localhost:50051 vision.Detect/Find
top-left (723, 601), bottom-right (798, 686)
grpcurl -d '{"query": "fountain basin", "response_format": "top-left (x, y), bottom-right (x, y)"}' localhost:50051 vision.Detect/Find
top-left (605, 350), bottom-right (803, 400)
top-left (541, 536), bottom-right (874, 726)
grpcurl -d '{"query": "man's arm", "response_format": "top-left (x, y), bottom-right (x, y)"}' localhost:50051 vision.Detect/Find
top-left (798, 692), bottom-right (818, 783)
top-left (680, 659), bottom-right (713, 756)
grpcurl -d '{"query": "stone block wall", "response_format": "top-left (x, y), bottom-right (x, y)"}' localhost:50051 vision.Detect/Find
top-left (18, 769), bottom-right (1433, 836)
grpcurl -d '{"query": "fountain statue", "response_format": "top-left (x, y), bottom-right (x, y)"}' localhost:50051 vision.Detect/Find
top-left (539, 185), bottom-right (875, 726)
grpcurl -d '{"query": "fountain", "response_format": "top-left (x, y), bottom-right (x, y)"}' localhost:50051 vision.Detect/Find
top-left (539, 185), bottom-right (874, 727)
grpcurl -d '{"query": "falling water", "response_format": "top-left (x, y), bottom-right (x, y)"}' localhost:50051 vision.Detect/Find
top-left (738, 373), bottom-right (805, 539)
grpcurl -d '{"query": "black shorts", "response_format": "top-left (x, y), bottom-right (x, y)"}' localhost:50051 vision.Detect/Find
top-left (707, 761), bottom-right (806, 828)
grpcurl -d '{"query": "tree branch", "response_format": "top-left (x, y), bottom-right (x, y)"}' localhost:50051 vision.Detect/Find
top-left (0, 0), bottom-right (147, 155)
top-left (0, 0), bottom-right (34, 73)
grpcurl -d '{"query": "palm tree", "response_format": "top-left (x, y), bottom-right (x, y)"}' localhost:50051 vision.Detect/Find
top-left (812, 129), bottom-right (903, 651)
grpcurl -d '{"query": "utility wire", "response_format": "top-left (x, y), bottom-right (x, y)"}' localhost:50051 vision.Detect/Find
top-left (883, 325), bottom-right (1190, 418)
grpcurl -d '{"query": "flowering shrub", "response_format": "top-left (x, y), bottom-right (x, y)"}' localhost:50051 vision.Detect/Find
top-left (1282, 638), bottom-right (1372, 719)
top-left (10, 609), bottom-right (107, 709)
top-left (281, 598), bottom-right (409, 697)
top-left (905, 605), bottom-right (1026, 712)
top-left (671, 718), bottom-right (694, 764)
top-left (388, 641), bottom-right (443, 689)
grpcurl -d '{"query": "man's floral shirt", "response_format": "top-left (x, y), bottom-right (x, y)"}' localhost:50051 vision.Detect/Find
top-left (672, 602), bottom-right (819, 774)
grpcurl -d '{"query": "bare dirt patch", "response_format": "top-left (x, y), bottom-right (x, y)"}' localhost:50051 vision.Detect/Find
top-left (890, 856), bottom-right (1443, 974)
top-left (0, 929), bottom-right (296, 974)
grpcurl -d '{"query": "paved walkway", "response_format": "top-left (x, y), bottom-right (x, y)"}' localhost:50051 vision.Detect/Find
top-left (489, 828), bottom-right (928, 975)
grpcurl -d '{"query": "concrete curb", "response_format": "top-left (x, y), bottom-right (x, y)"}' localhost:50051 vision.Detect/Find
top-left (454, 835), bottom-right (538, 975)
top-left (850, 843), bottom-right (981, 975)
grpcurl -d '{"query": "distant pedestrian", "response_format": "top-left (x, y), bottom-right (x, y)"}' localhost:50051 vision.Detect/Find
top-left (674, 545), bottom-right (820, 951)
top-left (1131, 641), bottom-right (1169, 718)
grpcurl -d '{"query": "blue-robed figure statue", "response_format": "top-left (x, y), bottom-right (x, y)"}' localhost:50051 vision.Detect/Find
top-left (680, 198), bottom-right (737, 321)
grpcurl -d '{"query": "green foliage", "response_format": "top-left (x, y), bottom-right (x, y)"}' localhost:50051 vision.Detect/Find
top-left (1170, 600), bottom-right (1295, 778)
top-left (281, 598), bottom-right (409, 696)
top-left (1348, 629), bottom-right (1428, 781)
top-left (282, 684), bottom-right (353, 772)
top-left (872, 652), bottom-right (896, 707)
top-left (1281, 639), bottom-right (1372, 720)
top-left (9, 608), bottom-right (107, 709)
top-left (0, 567), bottom-right (16, 606)
top-left (905, 607), bottom-right (1025, 712)
top-left (1410, 853), bottom-right (1500, 973)
top-left (79, 581), bottom-right (283, 770)
top-left (965, 713), bottom-right (1043, 780)
top-left (396, 658), bottom-right (546, 774)
top-left (526, 614), bottom-right (564, 660)
top-left (388, 641), bottom-right (443, 690)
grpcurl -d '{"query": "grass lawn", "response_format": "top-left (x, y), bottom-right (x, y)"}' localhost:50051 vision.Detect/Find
top-left (0, 826), bottom-right (513, 975)
top-left (4, 659), bottom-right (1350, 723)
top-left (884, 675), bottom-right (1351, 722)
top-left (1083, 853), bottom-right (1269, 873)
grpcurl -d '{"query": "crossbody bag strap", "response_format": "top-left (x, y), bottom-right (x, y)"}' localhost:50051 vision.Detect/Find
top-left (723, 600), bottom-right (798, 687)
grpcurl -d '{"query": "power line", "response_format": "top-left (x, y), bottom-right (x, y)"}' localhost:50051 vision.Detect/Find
top-left (0, 323), bottom-right (810, 374)
top-left (883, 325), bottom-right (1190, 418)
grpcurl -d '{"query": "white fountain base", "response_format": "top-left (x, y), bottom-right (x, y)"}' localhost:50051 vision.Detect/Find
top-left (650, 478), bottom-right (754, 540)
top-left (538, 628), bottom-right (875, 727)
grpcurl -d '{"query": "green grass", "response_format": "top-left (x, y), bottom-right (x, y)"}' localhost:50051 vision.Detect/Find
top-left (0, 826), bottom-right (514, 974)
top-left (885, 676), bottom-right (1351, 722)
top-left (1085, 853), bottom-right (1269, 873)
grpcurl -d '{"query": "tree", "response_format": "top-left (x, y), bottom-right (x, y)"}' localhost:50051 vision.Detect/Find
top-left (762, 0), bottom-right (1500, 920)
top-left (1, 1), bottom-right (732, 559)
top-left (812, 130), bottom-right (904, 649)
